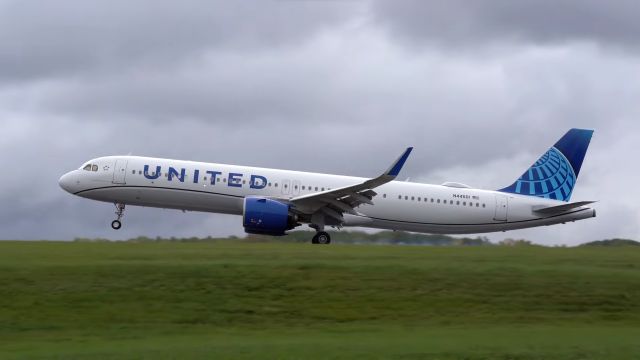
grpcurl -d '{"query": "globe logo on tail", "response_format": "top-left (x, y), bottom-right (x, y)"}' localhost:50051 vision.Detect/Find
top-left (510, 147), bottom-right (576, 201)
top-left (498, 128), bottom-right (593, 202)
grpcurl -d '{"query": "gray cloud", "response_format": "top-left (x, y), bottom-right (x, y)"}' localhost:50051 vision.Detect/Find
top-left (0, 0), bottom-right (354, 83)
top-left (372, 0), bottom-right (640, 50)
top-left (0, 1), bottom-right (638, 244)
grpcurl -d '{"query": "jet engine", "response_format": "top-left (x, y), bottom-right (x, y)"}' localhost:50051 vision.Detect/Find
top-left (242, 197), bottom-right (298, 236)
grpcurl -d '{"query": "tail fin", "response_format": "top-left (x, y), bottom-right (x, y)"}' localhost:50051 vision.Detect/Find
top-left (499, 128), bottom-right (594, 202)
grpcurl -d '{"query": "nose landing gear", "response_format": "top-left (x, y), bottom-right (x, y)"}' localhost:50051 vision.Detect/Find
top-left (111, 203), bottom-right (125, 230)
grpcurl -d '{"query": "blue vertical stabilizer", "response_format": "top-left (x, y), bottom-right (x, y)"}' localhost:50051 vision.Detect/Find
top-left (498, 128), bottom-right (594, 201)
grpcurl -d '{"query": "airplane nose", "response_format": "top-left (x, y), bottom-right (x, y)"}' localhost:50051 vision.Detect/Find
top-left (58, 172), bottom-right (76, 193)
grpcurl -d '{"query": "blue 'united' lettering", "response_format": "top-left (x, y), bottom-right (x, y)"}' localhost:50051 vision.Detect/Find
top-left (206, 171), bottom-right (221, 185)
top-left (168, 167), bottom-right (185, 182)
top-left (143, 165), bottom-right (268, 189)
top-left (143, 165), bottom-right (161, 180)
top-left (250, 175), bottom-right (267, 189)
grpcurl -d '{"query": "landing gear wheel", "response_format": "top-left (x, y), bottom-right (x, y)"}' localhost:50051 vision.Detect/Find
top-left (111, 220), bottom-right (122, 230)
top-left (111, 203), bottom-right (125, 230)
top-left (312, 231), bottom-right (331, 245)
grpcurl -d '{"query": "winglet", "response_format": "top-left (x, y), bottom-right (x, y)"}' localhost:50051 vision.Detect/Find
top-left (386, 147), bottom-right (413, 177)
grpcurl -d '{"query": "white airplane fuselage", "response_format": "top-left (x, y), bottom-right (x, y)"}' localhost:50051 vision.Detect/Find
top-left (59, 155), bottom-right (595, 235)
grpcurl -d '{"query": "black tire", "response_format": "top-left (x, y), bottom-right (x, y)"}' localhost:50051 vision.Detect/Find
top-left (315, 231), bottom-right (331, 245)
top-left (111, 220), bottom-right (122, 230)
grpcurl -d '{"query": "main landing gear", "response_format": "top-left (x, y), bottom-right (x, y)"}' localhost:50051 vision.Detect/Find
top-left (312, 231), bottom-right (331, 245)
top-left (310, 224), bottom-right (331, 244)
top-left (111, 203), bottom-right (125, 230)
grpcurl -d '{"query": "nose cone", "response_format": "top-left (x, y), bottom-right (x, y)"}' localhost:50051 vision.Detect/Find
top-left (58, 171), bottom-right (76, 193)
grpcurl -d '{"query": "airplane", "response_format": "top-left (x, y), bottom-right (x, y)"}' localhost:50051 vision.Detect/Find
top-left (59, 128), bottom-right (596, 244)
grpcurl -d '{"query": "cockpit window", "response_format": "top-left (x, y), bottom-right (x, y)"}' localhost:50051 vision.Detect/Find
top-left (83, 164), bottom-right (92, 171)
top-left (91, 165), bottom-right (98, 172)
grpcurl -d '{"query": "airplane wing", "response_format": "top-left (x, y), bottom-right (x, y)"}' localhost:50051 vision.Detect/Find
top-left (532, 201), bottom-right (596, 215)
top-left (289, 147), bottom-right (412, 224)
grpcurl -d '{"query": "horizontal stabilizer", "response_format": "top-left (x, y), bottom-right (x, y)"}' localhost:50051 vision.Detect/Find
top-left (532, 201), bottom-right (596, 215)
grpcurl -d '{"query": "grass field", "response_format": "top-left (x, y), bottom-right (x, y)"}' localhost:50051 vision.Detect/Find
top-left (1, 241), bottom-right (640, 359)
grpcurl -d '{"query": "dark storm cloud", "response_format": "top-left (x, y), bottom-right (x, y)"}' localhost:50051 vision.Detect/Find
top-left (371, 0), bottom-right (640, 49)
top-left (0, 0), bottom-right (354, 83)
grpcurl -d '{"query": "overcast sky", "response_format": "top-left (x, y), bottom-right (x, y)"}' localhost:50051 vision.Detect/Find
top-left (1, 0), bottom-right (638, 245)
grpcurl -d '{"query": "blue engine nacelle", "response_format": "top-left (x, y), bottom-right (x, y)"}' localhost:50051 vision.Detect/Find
top-left (243, 197), bottom-right (297, 236)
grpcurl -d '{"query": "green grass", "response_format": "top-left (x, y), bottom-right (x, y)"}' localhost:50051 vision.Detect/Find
top-left (1, 241), bottom-right (640, 359)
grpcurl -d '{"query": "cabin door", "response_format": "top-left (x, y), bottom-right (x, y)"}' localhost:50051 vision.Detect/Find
top-left (112, 159), bottom-right (128, 184)
top-left (494, 194), bottom-right (508, 221)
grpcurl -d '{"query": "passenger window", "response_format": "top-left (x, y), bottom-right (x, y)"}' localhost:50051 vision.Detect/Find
top-left (398, 195), bottom-right (402, 200)
top-left (482, 204), bottom-right (486, 208)
top-left (315, 187), bottom-right (318, 191)
top-left (268, 182), bottom-right (272, 187)
top-left (405, 196), bottom-right (408, 200)
top-left (383, 194), bottom-right (387, 198)
top-left (418, 197), bottom-right (421, 201)
top-left (132, 170), bottom-right (135, 174)
top-left (463, 202), bottom-right (466, 206)
top-left (437, 199), bottom-right (440, 203)
top-left (83, 164), bottom-right (92, 171)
